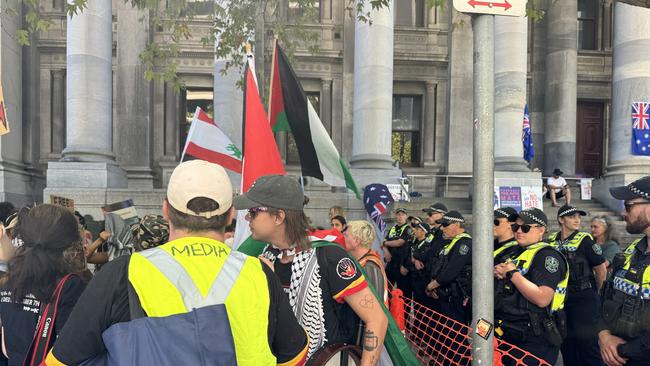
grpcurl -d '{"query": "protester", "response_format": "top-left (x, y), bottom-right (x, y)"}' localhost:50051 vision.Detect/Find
top-left (427, 211), bottom-right (472, 325)
top-left (235, 174), bottom-right (387, 363)
top-left (0, 204), bottom-right (87, 366)
top-left (494, 208), bottom-right (568, 365)
top-left (46, 161), bottom-right (308, 365)
top-left (546, 168), bottom-right (571, 206)
top-left (0, 208), bottom-right (17, 274)
top-left (132, 214), bottom-right (169, 251)
top-left (548, 205), bottom-right (607, 365)
top-left (344, 220), bottom-right (388, 306)
top-left (599, 176), bottom-right (650, 366)
top-left (590, 216), bottom-right (621, 264)
top-left (330, 215), bottom-right (347, 233)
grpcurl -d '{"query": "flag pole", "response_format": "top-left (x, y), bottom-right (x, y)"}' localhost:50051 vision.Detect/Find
top-left (267, 38), bottom-right (278, 119)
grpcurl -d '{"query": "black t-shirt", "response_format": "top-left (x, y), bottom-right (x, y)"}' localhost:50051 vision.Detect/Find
top-left (50, 252), bottom-right (307, 365)
top-left (267, 245), bottom-right (368, 357)
top-left (0, 276), bottom-right (86, 366)
top-left (435, 236), bottom-right (472, 287)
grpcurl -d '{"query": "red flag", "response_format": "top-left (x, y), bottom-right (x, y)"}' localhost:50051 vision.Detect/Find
top-left (242, 62), bottom-right (285, 192)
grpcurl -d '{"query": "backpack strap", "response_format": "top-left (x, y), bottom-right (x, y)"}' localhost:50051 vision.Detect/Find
top-left (22, 274), bottom-right (75, 366)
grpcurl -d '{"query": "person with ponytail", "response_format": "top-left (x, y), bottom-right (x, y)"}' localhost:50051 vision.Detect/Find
top-left (0, 204), bottom-right (86, 366)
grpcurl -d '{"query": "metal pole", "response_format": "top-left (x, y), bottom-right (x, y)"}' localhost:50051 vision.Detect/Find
top-left (471, 14), bottom-right (495, 366)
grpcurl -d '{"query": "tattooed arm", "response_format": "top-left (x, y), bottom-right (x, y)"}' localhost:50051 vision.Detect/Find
top-left (345, 287), bottom-right (388, 366)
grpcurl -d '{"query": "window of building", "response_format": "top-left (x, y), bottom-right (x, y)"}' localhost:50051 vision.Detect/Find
top-left (395, 0), bottom-right (426, 27)
top-left (287, 92), bottom-right (320, 165)
top-left (177, 0), bottom-right (214, 18)
top-left (578, 0), bottom-right (598, 50)
top-left (288, 1), bottom-right (321, 23)
top-left (392, 95), bottom-right (422, 167)
top-left (180, 89), bottom-right (214, 156)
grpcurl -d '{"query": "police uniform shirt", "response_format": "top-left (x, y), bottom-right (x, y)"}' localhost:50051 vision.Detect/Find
top-left (0, 277), bottom-right (86, 366)
top-left (555, 230), bottom-right (606, 286)
top-left (494, 237), bottom-right (517, 251)
top-left (600, 237), bottom-right (650, 363)
top-left (522, 248), bottom-right (568, 294)
top-left (494, 241), bottom-right (522, 265)
top-left (49, 249), bottom-right (308, 365)
top-left (435, 236), bottom-right (472, 287)
top-left (384, 224), bottom-right (412, 269)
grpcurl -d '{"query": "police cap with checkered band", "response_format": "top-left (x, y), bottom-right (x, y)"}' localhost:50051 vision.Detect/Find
top-left (436, 210), bottom-right (465, 225)
top-left (557, 204), bottom-right (587, 218)
top-left (609, 176), bottom-right (650, 201)
top-left (511, 208), bottom-right (548, 227)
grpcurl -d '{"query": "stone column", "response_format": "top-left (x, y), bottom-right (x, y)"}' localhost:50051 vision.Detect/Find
top-left (46, 0), bottom-right (127, 202)
top-left (446, 9), bottom-right (473, 176)
top-left (0, 0), bottom-right (33, 204)
top-left (350, 0), bottom-right (395, 171)
top-left (494, 16), bottom-right (528, 171)
top-left (530, 2), bottom-right (548, 170)
top-left (594, 2), bottom-right (650, 211)
top-left (602, 0), bottom-right (613, 50)
top-left (115, 2), bottom-right (153, 188)
top-left (321, 78), bottom-right (332, 134)
top-left (543, 0), bottom-right (578, 175)
top-left (423, 81), bottom-right (436, 166)
top-left (51, 69), bottom-right (66, 154)
top-left (62, 0), bottom-right (114, 162)
top-left (321, 0), bottom-right (332, 23)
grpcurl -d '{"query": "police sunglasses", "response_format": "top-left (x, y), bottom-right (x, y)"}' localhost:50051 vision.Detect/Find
top-left (247, 206), bottom-right (269, 219)
top-left (439, 222), bottom-right (452, 228)
top-left (510, 223), bottom-right (540, 233)
top-left (493, 219), bottom-right (502, 226)
top-left (624, 201), bottom-right (650, 212)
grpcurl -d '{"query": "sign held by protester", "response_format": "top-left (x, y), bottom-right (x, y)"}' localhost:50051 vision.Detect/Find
top-left (50, 195), bottom-right (75, 212)
top-left (0, 82), bottom-right (10, 136)
top-left (102, 199), bottom-right (139, 226)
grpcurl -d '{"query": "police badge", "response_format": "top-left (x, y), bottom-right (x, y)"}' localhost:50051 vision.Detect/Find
top-left (592, 243), bottom-right (603, 256)
top-left (545, 256), bottom-right (560, 273)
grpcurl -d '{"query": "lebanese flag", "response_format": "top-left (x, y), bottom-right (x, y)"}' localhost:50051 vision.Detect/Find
top-left (181, 107), bottom-right (242, 173)
top-left (269, 40), bottom-right (360, 199)
top-left (234, 56), bottom-right (286, 255)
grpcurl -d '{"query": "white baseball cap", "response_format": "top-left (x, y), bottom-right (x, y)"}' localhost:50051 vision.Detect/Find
top-left (167, 160), bottom-right (233, 218)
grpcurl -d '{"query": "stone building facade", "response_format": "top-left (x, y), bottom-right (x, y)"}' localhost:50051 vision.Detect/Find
top-left (0, 0), bottom-right (648, 217)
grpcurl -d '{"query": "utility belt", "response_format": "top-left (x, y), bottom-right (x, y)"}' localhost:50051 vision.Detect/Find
top-left (602, 286), bottom-right (650, 339)
top-left (568, 278), bottom-right (593, 292)
top-left (437, 280), bottom-right (470, 304)
top-left (496, 310), bottom-right (567, 346)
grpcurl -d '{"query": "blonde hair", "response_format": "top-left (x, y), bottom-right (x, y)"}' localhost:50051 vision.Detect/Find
top-left (346, 220), bottom-right (376, 248)
top-left (329, 206), bottom-right (345, 218)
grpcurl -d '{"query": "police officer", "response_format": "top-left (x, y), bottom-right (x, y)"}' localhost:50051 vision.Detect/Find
top-left (494, 207), bottom-right (518, 252)
top-left (598, 176), bottom-right (650, 366)
top-left (383, 208), bottom-right (413, 296)
top-left (422, 202), bottom-right (448, 256)
top-left (548, 205), bottom-right (607, 365)
top-left (426, 211), bottom-right (472, 324)
top-left (494, 208), bottom-right (569, 365)
top-left (408, 218), bottom-right (437, 309)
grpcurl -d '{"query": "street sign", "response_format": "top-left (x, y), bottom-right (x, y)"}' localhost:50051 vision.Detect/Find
top-left (453, 0), bottom-right (527, 17)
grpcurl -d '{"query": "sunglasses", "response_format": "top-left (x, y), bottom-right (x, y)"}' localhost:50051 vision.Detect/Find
top-left (493, 219), bottom-right (502, 226)
top-left (624, 201), bottom-right (650, 212)
top-left (246, 207), bottom-right (269, 219)
top-left (511, 223), bottom-right (540, 233)
top-left (439, 222), bottom-right (452, 228)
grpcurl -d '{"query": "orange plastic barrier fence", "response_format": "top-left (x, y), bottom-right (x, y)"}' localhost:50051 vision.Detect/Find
top-left (390, 290), bottom-right (552, 366)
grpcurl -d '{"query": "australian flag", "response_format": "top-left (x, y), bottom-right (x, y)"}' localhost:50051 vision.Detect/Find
top-left (363, 184), bottom-right (394, 235)
top-left (522, 104), bottom-right (534, 162)
top-left (632, 102), bottom-right (650, 156)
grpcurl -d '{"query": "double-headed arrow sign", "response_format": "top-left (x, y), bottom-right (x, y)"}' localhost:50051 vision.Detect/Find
top-left (468, 0), bottom-right (512, 11)
top-left (453, 0), bottom-right (526, 16)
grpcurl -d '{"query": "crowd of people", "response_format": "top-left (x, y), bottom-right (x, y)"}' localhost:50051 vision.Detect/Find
top-left (380, 176), bottom-right (650, 366)
top-left (0, 160), bottom-right (648, 366)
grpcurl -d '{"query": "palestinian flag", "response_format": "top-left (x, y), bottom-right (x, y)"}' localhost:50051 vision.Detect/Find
top-left (233, 55), bottom-right (286, 255)
top-left (269, 40), bottom-right (360, 199)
